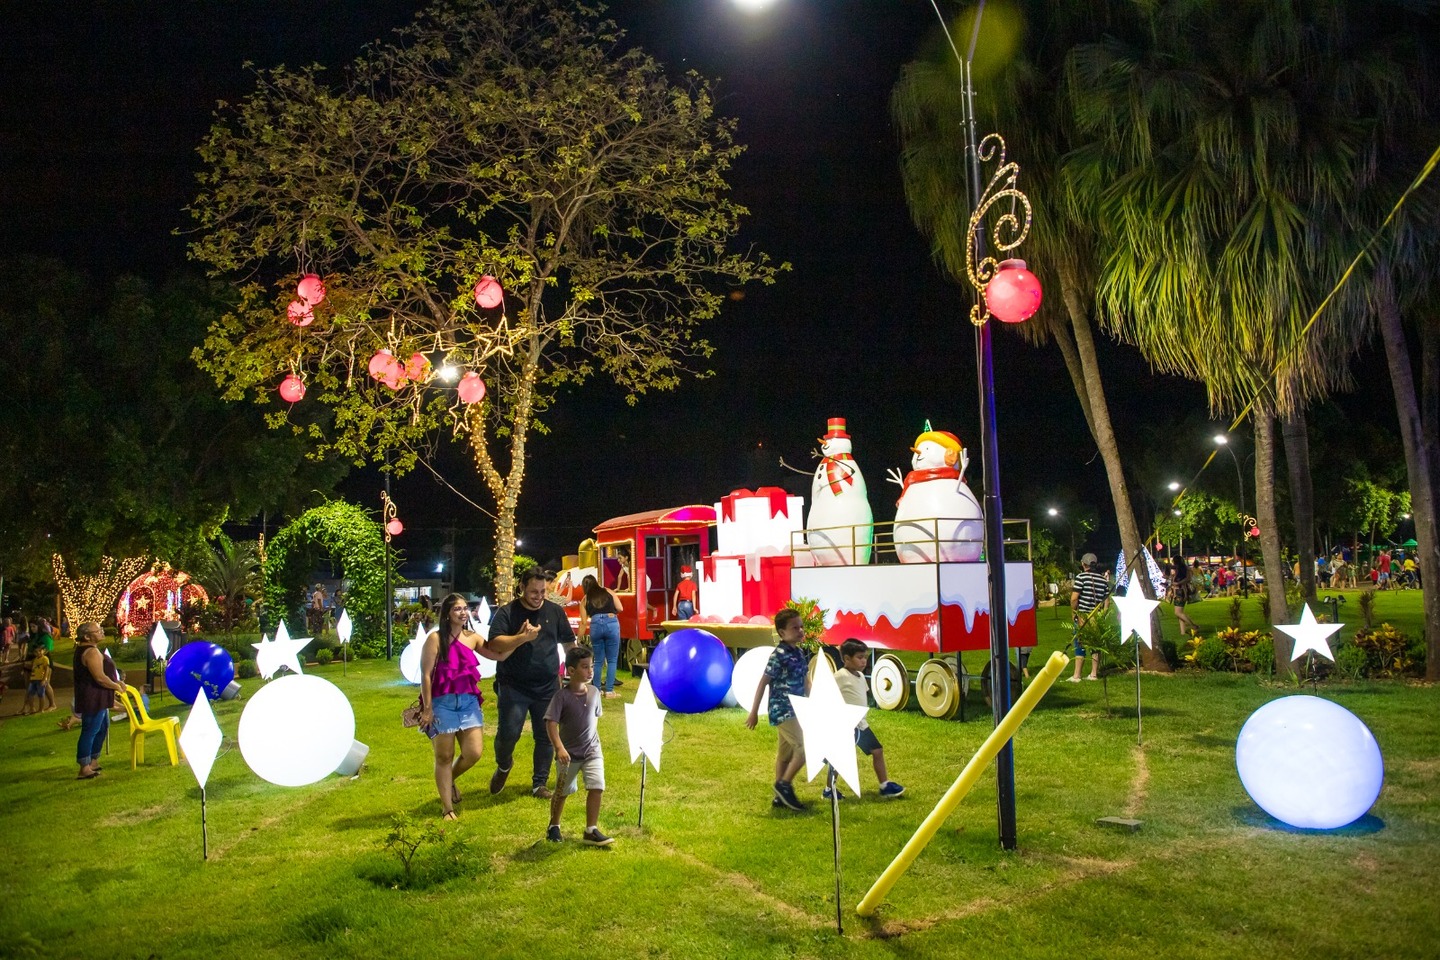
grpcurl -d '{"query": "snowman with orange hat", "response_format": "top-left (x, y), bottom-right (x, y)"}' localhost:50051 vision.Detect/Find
top-left (805, 417), bottom-right (874, 565)
top-left (888, 424), bottom-right (983, 563)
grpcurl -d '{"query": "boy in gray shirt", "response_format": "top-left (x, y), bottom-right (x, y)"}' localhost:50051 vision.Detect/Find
top-left (543, 647), bottom-right (613, 846)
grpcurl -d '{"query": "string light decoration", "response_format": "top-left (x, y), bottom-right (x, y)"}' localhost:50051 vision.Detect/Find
top-left (964, 134), bottom-right (1036, 327)
top-left (116, 561), bottom-right (211, 639)
top-left (52, 554), bottom-right (149, 629)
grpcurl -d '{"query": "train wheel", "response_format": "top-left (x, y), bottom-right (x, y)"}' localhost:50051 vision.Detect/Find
top-left (871, 654), bottom-right (910, 711)
top-left (916, 658), bottom-right (961, 720)
top-left (808, 644), bottom-right (841, 682)
top-left (626, 638), bottom-right (648, 671)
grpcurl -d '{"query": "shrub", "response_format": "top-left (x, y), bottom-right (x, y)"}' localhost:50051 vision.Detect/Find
top-left (1184, 628), bottom-right (1269, 672)
top-left (315, 648), bottom-right (334, 665)
top-left (1357, 590), bottom-right (1377, 629)
top-left (782, 597), bottom-right (828, 655)
top-left (1228, 597), bottom-right (1243, 628)
top-left (237, 659), bottom-right (259, 679)
top-left (1184, 634), bottom-right (1228, 671)
top-left (1246, 637), bottom-right (1274, 677)
top-left (1353, 622), bottom-right (1421, 678)
top-left (1333, 641), bottom-right (1368, 681)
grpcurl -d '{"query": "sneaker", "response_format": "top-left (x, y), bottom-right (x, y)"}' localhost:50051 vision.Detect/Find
top-left (546, 824), bottom-right (562, 843)
top-left (532, 784), bottom-right (554, 800)
top-left (878, 781), bottom-right (906, 798)
top-left (821, 785), bottom-right (845, 802)
top-left (772, 797), bottom-right (784, 808)
top-left (489, 766), bottom-right (511, 794)
top-left (773, 780), bottom-right (806, 811)
top-left (582, 827), bottom-right (614, 847)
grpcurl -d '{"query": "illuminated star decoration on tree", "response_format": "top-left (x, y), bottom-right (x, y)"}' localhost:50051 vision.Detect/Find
top-left (1112, 586), bottom-right (1161, 649)
top-left (624, 672), bottom-right (668, 773)
top-left (789, 656), bottom-right (869, 795)
top-left (252, 619), bottom-right (312, 680)
top-left (1276, 604), bottom-right (1342, 662)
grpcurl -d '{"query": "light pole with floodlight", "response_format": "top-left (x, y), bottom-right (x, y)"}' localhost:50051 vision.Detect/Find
top-left (1214, 435), bottom-right (1255, 597)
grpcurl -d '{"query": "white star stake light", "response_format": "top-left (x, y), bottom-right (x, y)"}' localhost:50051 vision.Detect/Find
top-left (252, 620), bottom-right (311, 680)
top-left (1277, 603), bottom-right (1342, 662)
top-left (625, 672), bottom-right (667, 772)
top-left (1112, 586), bottom-right (1161, 648)
top-left (789, 655), bottom-right (869, 795)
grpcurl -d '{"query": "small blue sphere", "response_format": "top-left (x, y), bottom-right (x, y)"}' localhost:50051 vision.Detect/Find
top-left (648, 628), bottom-right (733, 714)
top-left (165, 641), bottom-right (236, 705)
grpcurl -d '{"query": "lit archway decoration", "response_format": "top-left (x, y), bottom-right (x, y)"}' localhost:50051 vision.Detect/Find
top-left (116, 562), bottom-right (211, 639)
top-left (262, 500), bottom-right (395, 643)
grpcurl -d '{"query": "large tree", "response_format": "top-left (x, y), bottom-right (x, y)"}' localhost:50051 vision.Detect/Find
top-left (188, 0), bottom-right (779, 601)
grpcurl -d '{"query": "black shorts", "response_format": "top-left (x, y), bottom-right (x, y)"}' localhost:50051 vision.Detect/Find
top-left (855, 727), bottom-right (882, 756)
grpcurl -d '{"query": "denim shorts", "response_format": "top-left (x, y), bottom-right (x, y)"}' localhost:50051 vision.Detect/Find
top-left (27, 680), bottom-right (45, 697)
top-left (431, 693), bottom-right (483, 735)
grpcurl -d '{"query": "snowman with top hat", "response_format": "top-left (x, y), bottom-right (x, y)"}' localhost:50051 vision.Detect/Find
top-left (805, 417), bottom-right (874, 565)
top-left (888, 423), bottom-right (983, 563)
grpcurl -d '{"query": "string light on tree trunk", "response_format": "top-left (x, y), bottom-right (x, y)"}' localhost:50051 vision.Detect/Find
top-left (52, 554), bottom-right (149, 628)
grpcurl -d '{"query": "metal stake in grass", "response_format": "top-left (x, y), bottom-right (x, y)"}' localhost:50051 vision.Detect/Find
top-left (179, 691), bottom-right (224, 862)
top-left (827, 764), bottom-right (843, 935)
top-left (336, 609), bottom-right (353, 678)
top-left (624, 673), bottom-right (667, 829)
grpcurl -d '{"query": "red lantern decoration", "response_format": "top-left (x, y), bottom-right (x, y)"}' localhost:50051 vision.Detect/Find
top-left (984, 259), bottom-right (1043, 323)
top-left (404, 352), bottom-right (430, 382)
top-left (1249, 525), bottom-right (1261, 538)
top-left (368, 349), bottom-right (404, 385)
top-left (278, 374), bottom-right (306, 403)
top-left (457, 372), bottom-right (487, 404)
top-left (386, 518), bottom-right (404, 537)
top-left (473, 275), bottom-right (504, 309)
top-left (297, 274), bottom-right (326, 306)
top-left (286, 300), bottom-right (314, 327)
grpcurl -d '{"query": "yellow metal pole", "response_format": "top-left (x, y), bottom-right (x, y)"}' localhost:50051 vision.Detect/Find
top-left (855, 649), bottom-right (1070, 917)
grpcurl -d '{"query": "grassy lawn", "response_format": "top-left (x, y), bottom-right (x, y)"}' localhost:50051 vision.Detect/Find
top-left (0, 589), bottom-right (1435, 959)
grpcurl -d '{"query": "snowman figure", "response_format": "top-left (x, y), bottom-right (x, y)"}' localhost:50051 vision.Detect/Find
top-left (806, 417), bottom-right (874, 565)
top-left (888, 428), bottom-right (983, 563)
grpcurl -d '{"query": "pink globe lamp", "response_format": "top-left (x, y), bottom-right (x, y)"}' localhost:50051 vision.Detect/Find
top-left (473, 275), bottom-right (504, 309)
top-left (457, 372), bottom-right (487, 404)
top-left (286, 300), bottom-right (314, 327)
top-left (984, 259), bottom-right (1043, 323)
top-left (278, 374), bottom-right (306, 403)
top-left (296, 274), bottom-right (326, 306)
top-left (386, 518), bottom-right (404, 537)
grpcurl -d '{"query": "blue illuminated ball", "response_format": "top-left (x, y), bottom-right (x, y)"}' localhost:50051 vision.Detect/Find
top-left (1235, 695), bottom-right (1384, 830)
top-left (165, 641), bottom-right (236, 705)
top-left (647, 628), bottom-right (734, 714)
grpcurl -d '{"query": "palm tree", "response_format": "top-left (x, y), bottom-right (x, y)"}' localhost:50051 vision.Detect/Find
top-left (891, 1), bottom-right (1173, 671)
top-left (1065, 0), bottom-right (1430, 672)
top-left (196, 536), bottom-right (261, 633)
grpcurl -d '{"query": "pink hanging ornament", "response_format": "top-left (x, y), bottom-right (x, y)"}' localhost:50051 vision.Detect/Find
top-left (278, 374), bottom-right (306, 403)
top-left (368, 349), bottom-right (396, 380)
top-left (404, 352), bottom-right (430, 382)
top-left (984, 259), bottom-right (1043, 323)
top-left (457, 372), bottom-right (487, 404)
top-left (386, 518), bottom-right (404, 537)
top-left (287, 300), bottom-right (314, 327)
top-left (473, 275), bottom-right (504, 309)
top-left (296, 274), bottom-right (326, 306)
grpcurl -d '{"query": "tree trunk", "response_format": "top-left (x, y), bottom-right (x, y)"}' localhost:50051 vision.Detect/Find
top-left (1254, 410), bottom-right (1290, 674)
top-left (1281, 407), bottom-right (1317, 607)
top-left (1060, 263), bottom-right (1170, 671)
top-left (1377, 276), bottom-right (1440, 680)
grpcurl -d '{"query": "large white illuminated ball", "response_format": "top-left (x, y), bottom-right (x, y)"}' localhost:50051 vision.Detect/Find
top-left (1236, 695), bottom-right (1383, 830)
top-left (730, 645), bottom-right (774, 715)
top-left (239, 674), bottom-right (356, 787)
top-left (399, 622), bottom-right (428, 684)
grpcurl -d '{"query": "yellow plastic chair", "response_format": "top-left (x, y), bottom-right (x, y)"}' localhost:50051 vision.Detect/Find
top-left (115, 684), bottom-right (180, 769)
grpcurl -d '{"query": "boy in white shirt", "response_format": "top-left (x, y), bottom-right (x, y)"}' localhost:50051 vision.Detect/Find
top-left (830, 639), bottom-right (905, 800)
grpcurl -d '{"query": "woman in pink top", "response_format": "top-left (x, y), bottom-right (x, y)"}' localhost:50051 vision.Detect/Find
top-left (419, 593), bottom-right (529, 820)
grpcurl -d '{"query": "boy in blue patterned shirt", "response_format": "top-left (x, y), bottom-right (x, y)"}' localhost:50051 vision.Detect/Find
top-left (746, 608), bottom-right (811, 810)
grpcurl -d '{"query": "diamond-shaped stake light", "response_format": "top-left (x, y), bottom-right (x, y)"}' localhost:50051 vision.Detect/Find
top-left (150, 621), bottom-right (170, 661)
top-left (624, 672), bottom-right (668, 829)
top-left (180, 691), bottom-right (224, 860)
top-left (336, 609), bottom-right (353, 677)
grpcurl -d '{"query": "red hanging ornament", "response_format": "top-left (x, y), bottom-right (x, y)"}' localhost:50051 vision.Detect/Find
top-left (457, 372), bottom-right (487, 404)
top-left (278, 373), bottom-right (306, 403)
top-left (473, 275), bottom-right (504, 309)
top-left (1249, 525), bottom-right (1261, 538)
top-left (984, 259), bottom-right (1043, 323)
top-left (297, 274), bottom-right (326, 306)
top-left (286, 300), bottom-right (314, 326)
top-left (386, 518), bottom-right (404, 537)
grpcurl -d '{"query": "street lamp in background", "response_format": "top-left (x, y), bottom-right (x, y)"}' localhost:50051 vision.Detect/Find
top-left (1214, 435), bottom-right (1255, 597)
top-left (1046, 507), bottom-right (1076, 563)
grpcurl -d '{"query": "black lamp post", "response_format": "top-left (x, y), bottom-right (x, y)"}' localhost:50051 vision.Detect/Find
top-left (1214, 435), bottom-right (1254, 598)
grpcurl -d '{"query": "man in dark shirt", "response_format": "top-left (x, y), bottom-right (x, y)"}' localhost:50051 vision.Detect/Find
top-left (1068, 552), bottom-right (1112, 682)
top-left (489, 568), bottom-right (577, 799)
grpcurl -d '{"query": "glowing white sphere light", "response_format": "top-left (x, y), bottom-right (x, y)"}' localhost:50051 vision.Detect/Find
top-left (399, 622), bottom-right (427, 685)
top-left (730, 645), bottom-right (774, 715)
top-left (1235, 695), bottom-right (1383, 830)
top-left (239, 674), bottom-right (356, 787)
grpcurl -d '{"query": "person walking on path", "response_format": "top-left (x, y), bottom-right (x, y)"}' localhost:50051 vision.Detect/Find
top-left (1068, 553), bottom-right (1112, 682)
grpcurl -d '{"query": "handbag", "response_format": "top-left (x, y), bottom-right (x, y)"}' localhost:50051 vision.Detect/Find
top-left (402, 644), bottom-right (439, 729)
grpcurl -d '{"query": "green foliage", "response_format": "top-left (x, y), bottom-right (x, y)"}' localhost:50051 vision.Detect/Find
top-left (1358, 589), bottom-right (1377, 629)
top-left (315, 648), bottom-right (334, 665)
top-left (1184, 628), bottom-right (1270, 673)
top-left (373, 812), bottom-right (484, 890)
top-left (1353, 623), bottom-right (1423, 678)
top-left (1227, 597), bottom-right (1243, 628)
top-left (1333, 640), bottom-right (1370, 681)
top-left (187, 0), bottom-right (782, 603)
top-left (236, 659), bottom-right (259, 679)
top-left (195, 535), bottom-right (262, 633)
top-left (263, 501), bottom-right (397, 646)
top-left (782, 598), bottom-right (827, 655)
top-left (473, 554), bottom-right (539, 602)
top-left (1184, 634), bottom-right (1229, 672)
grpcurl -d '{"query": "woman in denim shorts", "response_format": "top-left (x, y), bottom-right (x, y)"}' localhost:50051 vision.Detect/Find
top-left (419, 593), bottom-right (526, 820)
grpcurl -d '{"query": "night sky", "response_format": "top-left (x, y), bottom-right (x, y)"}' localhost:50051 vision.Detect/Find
top-left (6, 0), bottom-right (1378, 577)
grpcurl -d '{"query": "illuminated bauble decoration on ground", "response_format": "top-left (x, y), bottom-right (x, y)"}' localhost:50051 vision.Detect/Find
top-left (296, 273), bottom-right (326, 305)
top-left (984, 258), bottom-right (1043, 323)
top-left (165, 641), bottom-right (236, 705)
top-left (473, 275), bottom-right (504, 309)
top-left (1235, 695), bottom-right (1383, 830)
top-left (117, 563), bottom-right (209, 640)
top-left (458, 372), bottom-right (487, 404)
top-left (399, 622), bottom-right (427, 684)
top-left (286, 300), bottom-right (314, 326)
top-left (238, 674), bottom-right (356, 787)
top-left (386, 518), bottom-right (404, 537)
top-left (279, 374), bottom-right (306, 403)
top-left (730, 645), bottom-right (774, 715)
top-left (648, 628), bottom-right (733, 713)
